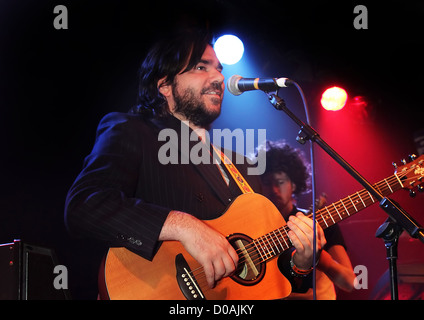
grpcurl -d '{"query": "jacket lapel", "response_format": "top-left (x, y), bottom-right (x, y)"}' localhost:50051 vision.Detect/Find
top-left (149, 115), bottom-right (233, 206)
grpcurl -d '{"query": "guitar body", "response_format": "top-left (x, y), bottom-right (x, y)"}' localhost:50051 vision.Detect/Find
top-left (101, 193), bottom-right (292, 300)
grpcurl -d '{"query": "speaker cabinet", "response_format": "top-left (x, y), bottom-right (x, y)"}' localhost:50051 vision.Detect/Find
top-left (0, 239), bottom-right (70, 300)
top-left (370, 263), bottom-right (424, 300)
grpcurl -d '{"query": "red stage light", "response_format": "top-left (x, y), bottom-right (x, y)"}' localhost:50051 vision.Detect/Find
top-left (321, 86), bottom-right (348, 111)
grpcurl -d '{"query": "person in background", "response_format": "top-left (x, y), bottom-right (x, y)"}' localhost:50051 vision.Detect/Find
top-left (259, 140), bottom-right (356, 299)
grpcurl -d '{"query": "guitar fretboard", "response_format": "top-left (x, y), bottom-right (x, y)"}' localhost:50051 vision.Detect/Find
top-left (252, 172), bottom-right (405, 262)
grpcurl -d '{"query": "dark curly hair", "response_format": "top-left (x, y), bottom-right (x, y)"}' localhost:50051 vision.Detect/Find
top-left (258, 140), bottom-right (311, 196)
top-left (132, 29), bottom-right (212, 117)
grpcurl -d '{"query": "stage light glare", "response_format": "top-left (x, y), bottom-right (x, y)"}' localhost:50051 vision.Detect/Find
top-left (213, 35), bottom-right (244, 65)
top-left (321, 86), bottom-right (348, 111)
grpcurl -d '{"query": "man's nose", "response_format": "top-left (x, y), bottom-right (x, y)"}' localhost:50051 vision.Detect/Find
top-left (210, 68), bottom-right (225, 84)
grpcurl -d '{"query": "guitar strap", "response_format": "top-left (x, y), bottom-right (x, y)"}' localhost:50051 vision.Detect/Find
top-left (211, 144), bottom-right (254, 194)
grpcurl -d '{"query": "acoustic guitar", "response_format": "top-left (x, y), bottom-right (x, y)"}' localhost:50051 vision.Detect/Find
top-left (100, 155), bottom-right (424, 300)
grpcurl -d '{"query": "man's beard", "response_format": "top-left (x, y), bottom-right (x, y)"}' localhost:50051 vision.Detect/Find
top-left (172, 82), bottom-right (222, 129)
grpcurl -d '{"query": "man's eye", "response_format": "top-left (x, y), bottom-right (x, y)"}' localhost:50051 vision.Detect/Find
top-left (196, 65), bottom-right (207, 71)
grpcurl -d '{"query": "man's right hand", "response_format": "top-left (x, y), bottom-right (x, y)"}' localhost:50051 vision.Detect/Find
top-left (159, 210), bottom-right (239, 288)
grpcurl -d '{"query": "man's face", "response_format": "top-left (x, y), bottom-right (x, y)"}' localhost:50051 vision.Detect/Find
top-left (261, 171), bottom-right (296, 217)
top-left (165, 45), bottom-right (225, 128)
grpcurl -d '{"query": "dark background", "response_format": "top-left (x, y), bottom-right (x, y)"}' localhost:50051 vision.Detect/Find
top-left (0, 0), bottom-right (423, 300)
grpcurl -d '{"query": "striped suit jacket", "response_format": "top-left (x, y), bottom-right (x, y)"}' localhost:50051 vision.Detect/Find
top-left (65, 112), bottom-right (262, 261)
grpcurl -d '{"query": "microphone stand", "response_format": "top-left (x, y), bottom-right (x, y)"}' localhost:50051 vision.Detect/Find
top-left (267, 91), bottom-right (424, 300)
top-left (375, 217), bottom-right (403, 300)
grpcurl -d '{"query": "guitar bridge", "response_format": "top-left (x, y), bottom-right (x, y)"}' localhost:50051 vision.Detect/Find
top-left (175, 254), bottom-right (205, 300)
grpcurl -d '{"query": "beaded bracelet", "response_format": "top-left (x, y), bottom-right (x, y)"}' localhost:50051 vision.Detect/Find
top-left (289, 251), bottom-right (313, 277)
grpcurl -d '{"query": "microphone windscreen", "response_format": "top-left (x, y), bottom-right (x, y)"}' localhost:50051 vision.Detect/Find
top-left (227, 75), bottom-right (243, 96)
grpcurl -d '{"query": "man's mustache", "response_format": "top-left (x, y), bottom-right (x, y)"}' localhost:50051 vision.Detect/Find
top-left (201, 81), bottom-right (224, 95)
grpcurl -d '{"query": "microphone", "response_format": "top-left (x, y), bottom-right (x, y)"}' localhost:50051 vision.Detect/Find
top-left (227, 75), bottom-right (292, 96)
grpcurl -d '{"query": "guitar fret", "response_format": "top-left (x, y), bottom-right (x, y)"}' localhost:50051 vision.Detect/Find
top-left (366, 190), bottom-right (375, 205)
top-left (265, 234), bottom-right (277, 256)
top-left (261, 236), bottom-right (273, 259)
top-left (259, 237), bottom-right (271, 259)
top-left (367, 191), bottom-right (375, 203)
top-left (272, 230), bottom-right (284, 251)
top-left (332, 203), bottom-right (342, 221)
top-left (340, 198), bottom-right (350, 216)
top-left (277, 228), bottom-right (288, 249)
top-left (325, 207), bottom-right (335, 225)
top-left (374, 183), bottom-right (383, 195)
top-left (357, 191), bottom-right (366, 208)
top-left (394, 172), bottom-right (404, 188)
top-left (283, 227), bottom-right (293, 246)
top-left (271, 233), bottom-right (283, 253)
top-left (320, 211), bottom-right (329, 228)
top-left (384, 178), bottom-right (393, 193)
top-left (261, 237), bottom-right (271, 259)
top-left (253, 239), bottom-right (266, 261)
top-left (348, 195), bottom-right (358, 212)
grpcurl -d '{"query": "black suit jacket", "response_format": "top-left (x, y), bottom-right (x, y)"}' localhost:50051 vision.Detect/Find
top-left (65, 112), bottom-right (262, 261)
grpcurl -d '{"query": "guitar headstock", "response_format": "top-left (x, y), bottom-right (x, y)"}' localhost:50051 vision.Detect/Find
top-left (394, 154), bottom-right (424, 197)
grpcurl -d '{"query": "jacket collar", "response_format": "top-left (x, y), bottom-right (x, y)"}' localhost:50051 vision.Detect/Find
top-left (148, 114), bottom-right (236, 207)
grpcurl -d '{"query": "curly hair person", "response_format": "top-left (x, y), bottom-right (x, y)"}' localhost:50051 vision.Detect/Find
top-left (259, 140), bottom-right (311, 197)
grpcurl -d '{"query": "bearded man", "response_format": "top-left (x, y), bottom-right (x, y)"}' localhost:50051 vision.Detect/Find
top-left (65, 29), bottom-right (324, 299)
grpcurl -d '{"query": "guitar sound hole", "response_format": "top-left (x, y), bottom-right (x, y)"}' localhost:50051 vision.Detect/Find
top-left (227, 233), bottom-right (266, 286)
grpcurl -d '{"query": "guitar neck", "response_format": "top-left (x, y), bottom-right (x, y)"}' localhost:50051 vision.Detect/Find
top-left (311, 173), bottom-right (404, 230)
top-left (253, 173), bottom-right (404, 262)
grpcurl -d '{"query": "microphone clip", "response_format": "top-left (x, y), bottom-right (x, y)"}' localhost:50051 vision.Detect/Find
top-left (267, 92), bottom-right (318, 145)
top-left (267, 92), bottom-right (286, 111)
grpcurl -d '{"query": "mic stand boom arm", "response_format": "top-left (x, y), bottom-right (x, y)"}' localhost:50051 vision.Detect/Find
top-left (267, 92), bottom-right (424, 243)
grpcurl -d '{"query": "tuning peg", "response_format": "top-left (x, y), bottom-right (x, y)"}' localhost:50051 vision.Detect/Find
top-left (418, 185), bottom-right (424, 193)
top-left (392, 162), bottom-right (398, 169)
top-left (409, 154), bottom-right (417, 161)
top-left (401, 158), bottom-right (407, 165)
top-left (409, 190), bottom-right (416, 198)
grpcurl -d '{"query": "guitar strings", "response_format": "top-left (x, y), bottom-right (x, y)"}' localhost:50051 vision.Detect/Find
top-left (187, 170), bottom-right (413, 289)
top-left (231, 170), bottom-right (411, 261)
top-left (187, 170), bottom-right (411, 279)
top-left (183, 168), bottom-right (417, 293)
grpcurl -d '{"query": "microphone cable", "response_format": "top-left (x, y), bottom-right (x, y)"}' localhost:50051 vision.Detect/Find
top-left (284, 81), bottom-right (318, 300)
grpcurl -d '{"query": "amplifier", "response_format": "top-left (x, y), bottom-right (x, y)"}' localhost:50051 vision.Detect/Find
top-left (0, 239), bottom-right (70, 300)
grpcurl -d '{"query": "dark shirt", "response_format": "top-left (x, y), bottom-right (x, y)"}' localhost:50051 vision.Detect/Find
top-left (277, 205), bottom-right (346, 293)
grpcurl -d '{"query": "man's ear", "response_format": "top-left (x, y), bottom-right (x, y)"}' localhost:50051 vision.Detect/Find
top-left (157, 78), bottom-right (171, 97)
top-left (158, 77), bottom-right (176, 111)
